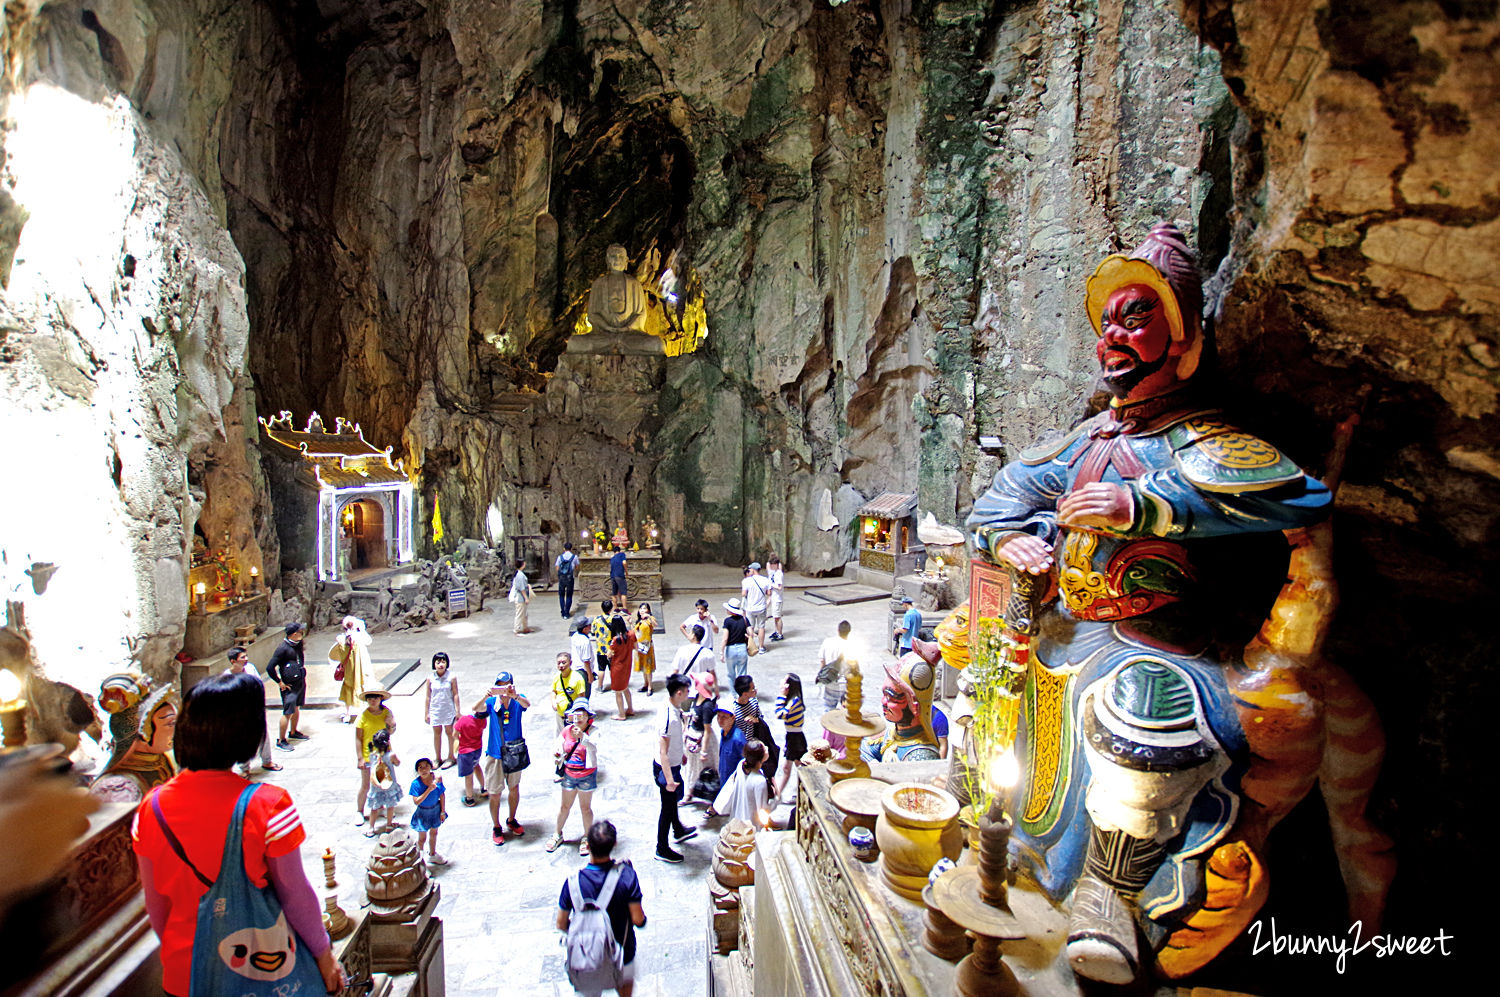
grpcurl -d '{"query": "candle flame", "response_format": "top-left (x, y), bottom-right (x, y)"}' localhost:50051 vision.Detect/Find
top-left (756, 808), bottom-right (771, 829)
top-left (988, 748), bottom-right (1020, 793)
top-left (0, 668), bottom-right (22, 703)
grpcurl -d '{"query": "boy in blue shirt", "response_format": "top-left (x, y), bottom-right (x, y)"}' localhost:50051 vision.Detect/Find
top-left (896, 596), bottom-right (923, 654)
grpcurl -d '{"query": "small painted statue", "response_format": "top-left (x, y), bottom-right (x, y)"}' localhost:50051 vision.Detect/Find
top-left (612, 520), bottom-right (630, 550)
top-left (960, 224), bottom-right (1392, 982)
top-left (863, 653), bottom-right (940, 763)
top-left (91, 672), bottom-right (177, 803)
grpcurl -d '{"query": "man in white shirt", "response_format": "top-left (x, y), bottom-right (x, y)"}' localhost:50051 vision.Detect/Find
top-left (766, 555), bottom-right (786, 641)
top-left (671, 625), bottom-right (714, 685)
top-left (817, 621), bottom-right (853, 755)
top-left (227, 646), bottom-right (281, 774)
top-left (741, 562), bottom-right (771, 650)
top-left (654, 674), bottom-right (697, 863)
top-left (679, 599), bottom-right (719, 643)
top-left (570, 617), bottom-right (596, 698)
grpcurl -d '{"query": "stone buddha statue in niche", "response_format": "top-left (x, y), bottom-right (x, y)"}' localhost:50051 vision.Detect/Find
top-left (569, 244), bottom-right (665, 356)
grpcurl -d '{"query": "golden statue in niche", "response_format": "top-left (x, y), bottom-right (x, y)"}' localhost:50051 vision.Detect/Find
top-left (570, 244), bottom-right (707, 357)
top-left (589, 244), bottom-right (650, 335)
top-left (570, 244), bottom-right (665, 356)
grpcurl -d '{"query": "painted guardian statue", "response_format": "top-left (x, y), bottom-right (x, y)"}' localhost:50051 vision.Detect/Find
top-left (864, 653), bottom-right (941, 763)
top-left (960, 224), bottom-right (1394, 983)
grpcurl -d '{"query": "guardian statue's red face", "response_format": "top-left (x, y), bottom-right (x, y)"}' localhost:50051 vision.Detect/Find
top-left (1096, 283), bottom-right (1186, 401)
top-left (882, 680), bottom-right (917, 728)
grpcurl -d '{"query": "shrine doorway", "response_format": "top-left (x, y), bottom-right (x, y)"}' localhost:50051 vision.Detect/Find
top-left (347, 499), bottom-right (387, 569)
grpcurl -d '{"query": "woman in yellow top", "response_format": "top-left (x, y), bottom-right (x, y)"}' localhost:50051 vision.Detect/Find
top-left (633, 603), bottom-right (658, 696)
top-left (354, 689), bottom-right (396, 826)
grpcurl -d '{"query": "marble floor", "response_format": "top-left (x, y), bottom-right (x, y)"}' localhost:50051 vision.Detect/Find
top-left (258, 564), bottom-right (899, 997)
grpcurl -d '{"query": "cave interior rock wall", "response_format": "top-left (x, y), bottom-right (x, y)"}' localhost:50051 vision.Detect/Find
top-left (0, 0), bottom-right (1493, 982)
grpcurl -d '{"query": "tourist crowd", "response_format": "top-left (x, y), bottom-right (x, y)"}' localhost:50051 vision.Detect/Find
top-left (129, 553), bottom-right (855, 997)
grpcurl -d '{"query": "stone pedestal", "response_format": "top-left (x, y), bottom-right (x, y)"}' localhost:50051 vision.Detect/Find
top-left (565, 331), bottom-right (665, 355)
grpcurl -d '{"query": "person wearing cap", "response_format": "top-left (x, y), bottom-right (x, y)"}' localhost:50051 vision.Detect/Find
top-left (552, 651), bottom-right (586, 735)
top-left (720, 598), bottom-right (751, 681)
top-left (570, 616), bottom-right (597, 699)
top-left (265, 622), bottom-right (308, 751)
top-left (711, 705), bottom-right (748, 812)
top-left (353, 688), bottom-right (397, 827)
top-left (895, 595), bottom-right (922, 655)
top-left (475, 672), bottom-right (530, 845)
top-left (547, 701), bottom-right (598, 855)
top-left (741, 563), bottom-right (772, 651)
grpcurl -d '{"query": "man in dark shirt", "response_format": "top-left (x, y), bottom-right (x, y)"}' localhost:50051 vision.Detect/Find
top-left (558, 819), bottom-right (646, 993)
top-left (265, 622), bottom-right (308, 750)
top-left (608, 549), bottom-right (629, 614)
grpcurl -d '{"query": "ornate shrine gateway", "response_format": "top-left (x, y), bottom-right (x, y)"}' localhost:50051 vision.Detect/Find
top-left (260, 412), bottom-right (416, 582)
top-left (745, 225), bottom-right (1395, 995)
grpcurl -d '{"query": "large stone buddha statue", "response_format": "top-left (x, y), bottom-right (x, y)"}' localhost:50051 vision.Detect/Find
top-left (570, 244), bottom-right (665, 356)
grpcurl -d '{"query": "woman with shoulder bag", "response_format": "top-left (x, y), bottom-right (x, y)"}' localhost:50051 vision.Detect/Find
top-left (132, 672), bottom-right (345, 997)
top-left (547, 702), bottom-right (599, 856)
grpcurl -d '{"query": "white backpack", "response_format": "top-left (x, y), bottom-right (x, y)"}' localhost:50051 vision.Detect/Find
top-left (565, 866), bottom-right (626, 992)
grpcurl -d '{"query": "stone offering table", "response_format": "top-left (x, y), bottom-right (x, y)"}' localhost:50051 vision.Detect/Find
top-left (183, 592), bottom-right (268, 659)
top-left (748, 763), bottom-right (1075, 997)
top-left (576, 549), bottom-right (662, 602)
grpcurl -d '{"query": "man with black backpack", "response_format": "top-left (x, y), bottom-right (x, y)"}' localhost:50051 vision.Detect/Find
top-left (555, 542), bottom-right (580, 618)
top-left (557, 819), bottom-right (645, 997)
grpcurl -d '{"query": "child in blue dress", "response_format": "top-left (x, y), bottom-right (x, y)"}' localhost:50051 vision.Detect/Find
top-left (364, 728), bottom-right (404, 835)
top-left (409, 757), bottom-right (449, 865)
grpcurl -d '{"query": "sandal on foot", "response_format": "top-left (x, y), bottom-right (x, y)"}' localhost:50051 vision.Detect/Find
top-left (546, 833), bottom-right (563, 853)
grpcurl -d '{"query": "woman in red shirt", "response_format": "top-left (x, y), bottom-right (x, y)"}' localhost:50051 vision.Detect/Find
top-left (131, 672), bottom-right (344, 996)
top-left (608, 615), bottom-right (637, 720)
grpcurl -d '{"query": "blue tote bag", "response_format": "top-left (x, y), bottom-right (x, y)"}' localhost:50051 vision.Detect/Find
top-left (151, 784), bottom-right (327, 997)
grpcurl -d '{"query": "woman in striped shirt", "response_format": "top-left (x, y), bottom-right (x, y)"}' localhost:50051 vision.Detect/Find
top-left (548, 702), bottom-right (599, 855)
top-left (773, 673), bottom-right (807, 797)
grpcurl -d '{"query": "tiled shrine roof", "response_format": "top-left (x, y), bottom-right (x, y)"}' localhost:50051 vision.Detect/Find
top-left (856, 491), bottom-right (917, 519)
top-left (260, 411), bottom-right (409, 490)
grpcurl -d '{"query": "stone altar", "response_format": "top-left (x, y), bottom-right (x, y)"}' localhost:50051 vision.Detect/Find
top-left (575, 549), bottom-right (662, 603)
top-left (747, 763), bottom-right (1074, 997)
top-left (183, 592), bottom-right (268, 659)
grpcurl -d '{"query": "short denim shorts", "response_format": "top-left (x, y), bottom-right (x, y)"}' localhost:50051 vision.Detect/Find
top-left (561, 771), bottom-right (597, 792)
